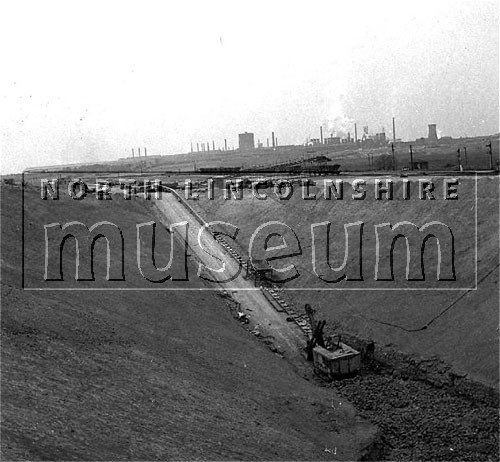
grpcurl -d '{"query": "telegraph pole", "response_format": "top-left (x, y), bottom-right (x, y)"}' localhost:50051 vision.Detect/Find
top-left (409, 145), bottom-right (414, 171)
top-left (463, 146), bottom-right (468, 170)
top-left (486, 141), bottom-right (493, 169)
top-left (391, 143), bottom-right (396, 170)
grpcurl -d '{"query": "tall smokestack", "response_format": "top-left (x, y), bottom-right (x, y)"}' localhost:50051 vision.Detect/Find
top-left (354, 123), bottom-right (358, 143)
top-left (197, 143), bottom-right (199, 152)
top-left (320, 126), bottom-right (323, 144)
top-left (212, 140), bottom-right (215, 151)
top-left (132, 148), bottom-right (135, 158)
top-left (190, 142), bottom-right (193, 153)
top-left (144, 147), bottom-right (147, 157)
top-left (138, 148), bottom-right (141, 157)
top-left (267, 138), bottom-right (269, 147)
top-left (392, 117), bottom-right (396, 143)
top-left (224, 139), bottom-right (227, 151)
top-left (272, 132), bottom-right (275, 148)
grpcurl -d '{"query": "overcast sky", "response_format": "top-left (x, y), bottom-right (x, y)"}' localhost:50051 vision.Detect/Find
top-left (1, 0), bottom-right (498, 173)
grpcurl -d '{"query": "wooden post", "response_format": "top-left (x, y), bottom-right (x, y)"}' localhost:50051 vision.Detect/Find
top-left (487, 141), bottom-right (493, 169)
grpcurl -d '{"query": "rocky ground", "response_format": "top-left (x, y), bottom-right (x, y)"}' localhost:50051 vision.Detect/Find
top-left (319, 339), bottom-right (499, 461)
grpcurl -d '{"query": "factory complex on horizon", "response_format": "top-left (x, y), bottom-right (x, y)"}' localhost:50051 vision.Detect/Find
top-left (187, 119), bottom-right (450, 155)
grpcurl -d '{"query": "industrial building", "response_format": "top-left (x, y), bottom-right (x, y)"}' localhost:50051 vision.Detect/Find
top-left (324, 136), bottom-right (341, 145)
top-left (238, 132), bottom-right (255, 151)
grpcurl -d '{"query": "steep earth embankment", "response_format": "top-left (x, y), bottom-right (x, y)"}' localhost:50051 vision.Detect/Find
top-left (190, 176), bottom-right (499, 386)
top-left (188, 174), bottom-right (499, 460)
top-left (1, 182), bottom-right (375, 460)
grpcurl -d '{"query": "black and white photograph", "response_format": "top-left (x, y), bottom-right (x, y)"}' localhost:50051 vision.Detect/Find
top-left (1, 0), bottom-right (499, 460)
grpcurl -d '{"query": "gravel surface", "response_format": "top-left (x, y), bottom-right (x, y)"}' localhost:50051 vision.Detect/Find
top-left (327, 349), bottom-right (499, 461)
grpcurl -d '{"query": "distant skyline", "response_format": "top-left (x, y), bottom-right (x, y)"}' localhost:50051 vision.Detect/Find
top-left (2, 0), bottom-right (498, 174)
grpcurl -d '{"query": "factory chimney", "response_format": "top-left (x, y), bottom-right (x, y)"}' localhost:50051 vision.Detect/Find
top-left (272, 132), bottom-right (276, 148)
top-left (224, 139), bottom-right (227, 151)
top-left (144, 147), bottom-right (147, 157)
top-left (138, 148), bottom-right (141, 157)
top-left (428, 124), bottom-right (438, 141)
top-left (354, 123), bottom-right (358, 143)
top-left (132, 148), bottom-right (135, 158)
top-left (392, 117), bottom-right (396, 143)
top-left (320, 126), bottom-right (323, 144)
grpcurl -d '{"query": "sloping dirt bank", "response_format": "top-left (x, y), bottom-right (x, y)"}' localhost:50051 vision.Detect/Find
top-left (188, 175), bottom-right (499, 387)
top-left (185, 174), bottom-right (499, 460)
top-left (2, 183), bottom-right (376, 460)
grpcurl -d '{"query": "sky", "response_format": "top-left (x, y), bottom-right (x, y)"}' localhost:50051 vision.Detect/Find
top-left (1, 0), bottom-right (498, 174)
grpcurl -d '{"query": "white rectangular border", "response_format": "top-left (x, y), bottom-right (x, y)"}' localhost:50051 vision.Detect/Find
top-left (23, 172), bottom-right (479, 291)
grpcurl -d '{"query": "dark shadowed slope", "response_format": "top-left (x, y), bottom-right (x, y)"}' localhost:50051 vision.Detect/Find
top-left (1, 183), bottom-right (375, 461)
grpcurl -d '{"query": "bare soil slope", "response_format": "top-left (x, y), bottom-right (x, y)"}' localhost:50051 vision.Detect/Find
top-left (1, 183), bottom-right (376, 460)
top-left (190, 175), bottom-right (499, 386)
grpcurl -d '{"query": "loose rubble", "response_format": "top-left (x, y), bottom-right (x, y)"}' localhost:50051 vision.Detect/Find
top-left (327, 342), bottom-right (499, 461)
